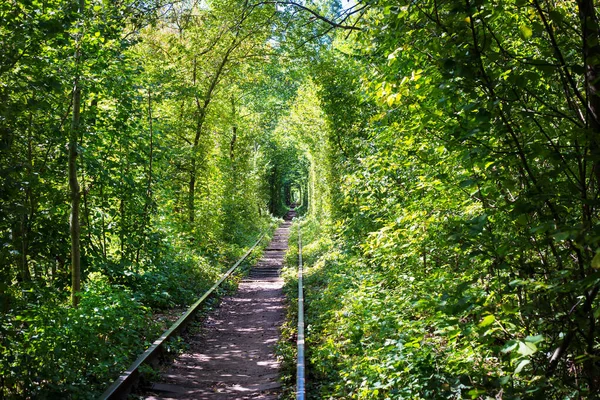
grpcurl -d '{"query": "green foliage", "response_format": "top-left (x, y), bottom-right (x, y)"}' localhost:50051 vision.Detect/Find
top-left (278, 0), bottom-right (600, 398)
top-left (1, 0), bottom-right (280, 397)
top-left (0, 274), bottom-right (159, 399)
top-left (5, 0), bottom-right (600, 397)
top-left (123, 258), bottom-right (218, 309)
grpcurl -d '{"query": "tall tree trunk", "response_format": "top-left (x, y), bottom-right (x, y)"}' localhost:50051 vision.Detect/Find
top-left (100, 181), bottom-right (107, 259)
top-left (136, 89), bottom-right (154, 264)
top-left (188, 112), bottom-right (203, 223)
top-left (119, 134), bottom-right (131, 263)
top-left (578, 0), bottom-right (600, 391)
top-left (69, 83), bottom-right (82, 308)
top-left (188, 161), bottom-right (196, 223)
top-left (120, 197), bottom-right (125, 260)
top-left (26, 112), bottom-right (37, 280)
top-left (230, 95), bottom-right (237, 162)
top-left (230, 127), bottom-right (237, 161)
top-left (69, 0), bottom-right (85, 308)
top-left (578, 0), bottom-right (600, 185)
top-left (189, 57), bottom-right (199, 223)
top-left (17, 112), bottom-right (35, 282)
top-left (82, 97), bottom-right (99, 257)
top-left (13, 215), bottom-right (30, 282)
top-left (230, 96), bottom-right (237, 195)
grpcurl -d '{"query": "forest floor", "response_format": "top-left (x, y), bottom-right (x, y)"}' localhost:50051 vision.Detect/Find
top-left (143, 217), bottom-right (294, 399)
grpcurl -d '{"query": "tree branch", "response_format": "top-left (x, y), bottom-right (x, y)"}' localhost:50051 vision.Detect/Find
top-left (257, 1), bottom-right (363, 30)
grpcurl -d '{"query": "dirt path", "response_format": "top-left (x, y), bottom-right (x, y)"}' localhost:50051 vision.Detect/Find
top-left (145, 219), bottom-right (293, 400)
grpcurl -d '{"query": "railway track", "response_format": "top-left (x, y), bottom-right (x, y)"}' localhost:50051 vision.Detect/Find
top-left (100, 208), bottom-right (302, 399)
top-left (296, 220), bottom-right (305, 400)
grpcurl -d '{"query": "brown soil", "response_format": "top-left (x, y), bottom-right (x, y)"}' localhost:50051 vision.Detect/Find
top-left (144, 220), bottom-right (293, 400)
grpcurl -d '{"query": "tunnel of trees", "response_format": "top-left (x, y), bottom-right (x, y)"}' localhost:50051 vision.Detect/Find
top-left (2, 0), bottom-right (600, 398)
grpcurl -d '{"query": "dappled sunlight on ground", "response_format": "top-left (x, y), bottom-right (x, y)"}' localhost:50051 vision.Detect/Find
top-left (144, 222), bottom-right (293, 400)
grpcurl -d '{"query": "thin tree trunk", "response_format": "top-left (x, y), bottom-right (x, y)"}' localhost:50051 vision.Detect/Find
top-left (120, 197), bottom-right (125, 260)
top-left (230, 126), bottom-right (237, 161)
top-left (136, 89), bottom-right (154, 264)
top-left (69, 0), bottom-right (85, 308)
top-left (189, 57), bottom-right (199, 223)
top-left (188, 114), bottom-right (202, 223)
top-left (119, 131), bottom-right (131, 263)
top-left (22, 112), bottom-right (34, 281)
top-left (81, 166), bottom-right (93, 248)
top-left (69, 83), bottom-right (82, 308)
top-left (188, 37), bottom-right (238, 222)
top-left (14, 214), bottom-right (30, 282)
top-left (578, 0), bottom-right (600, 185)
top-left (230, 95), bottom-right (237, 162)
top-left (100, 181), bottom-right (107, 259)
top-left (82, 97), bottom-right (101, 258)
top-left (230, 96), bottom-right (237, 194)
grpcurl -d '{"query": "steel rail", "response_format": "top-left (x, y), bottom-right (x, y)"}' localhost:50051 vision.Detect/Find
top-left (99, 232), bottom-right (266, 400)
top-left (296, 224), bottom-right (305, 400)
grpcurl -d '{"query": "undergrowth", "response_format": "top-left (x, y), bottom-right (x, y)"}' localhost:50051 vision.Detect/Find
top-left (0, 218), bottom-right (277, 399)
top-left (279, 212), bottom-right (580, 399)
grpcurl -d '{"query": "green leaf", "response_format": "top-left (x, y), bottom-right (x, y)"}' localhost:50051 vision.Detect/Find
top-left (515, 214), bottom-right (528, 226)
top-left (524, 334), bottom-right (543, 344)
top-left (460, 178), bottom-right (476, 188)
top-left (479, 314), bottom-right (495, 328)
top-left (553, 231), bottom-right (570, 241)
top-left (497, 375), bottom-right (510, 385)
top-left (592, 251), bottom-right (600, 269)
top-left (517, 341), bottom-right (537, 356)
top-left (502, 340), bottom-right (518, 353)
top-left (386, 93), bottom-right (399, 107)
top-left (519, 24), bottom-right (533, 39)
top-left (514, 359), bottom-right (530, 374)
top-left (548, 10), bottom-right (564, 25)
top-left (468, 388), bottom-right (486, 398)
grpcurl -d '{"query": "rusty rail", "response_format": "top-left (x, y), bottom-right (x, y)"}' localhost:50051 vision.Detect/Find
top-left (99, 232), bottom-right (266, 400)
top-left (296, 224), bottom-right (305, 400)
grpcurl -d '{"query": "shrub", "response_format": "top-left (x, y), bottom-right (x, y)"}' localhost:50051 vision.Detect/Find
top-left (0, 273), bottom-right (159, 399)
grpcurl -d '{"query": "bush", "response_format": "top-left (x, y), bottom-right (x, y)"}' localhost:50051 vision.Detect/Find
top-left (0, 273), bottom-right (160, 399)
top-left (128, 256), bottom-right (220, 309)
top-left (281, 216), bottom-right (565, 399)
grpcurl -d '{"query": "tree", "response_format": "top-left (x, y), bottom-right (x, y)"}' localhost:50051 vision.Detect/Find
top-left (272, 0), bottom-right (600, 397)
top-left (69, 0), bottom-right (85, 307)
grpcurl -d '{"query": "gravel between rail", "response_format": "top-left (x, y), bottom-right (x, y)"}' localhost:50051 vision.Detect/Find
top-left (144, 216), bottom-right (294, 399)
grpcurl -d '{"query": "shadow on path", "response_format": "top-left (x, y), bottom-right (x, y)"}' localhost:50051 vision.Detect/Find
top-left (145, 219), bottom-right (293, 400)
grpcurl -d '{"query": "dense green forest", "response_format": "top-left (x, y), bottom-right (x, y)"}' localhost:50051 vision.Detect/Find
top-left (2, 0), bottom-right (600, 398)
